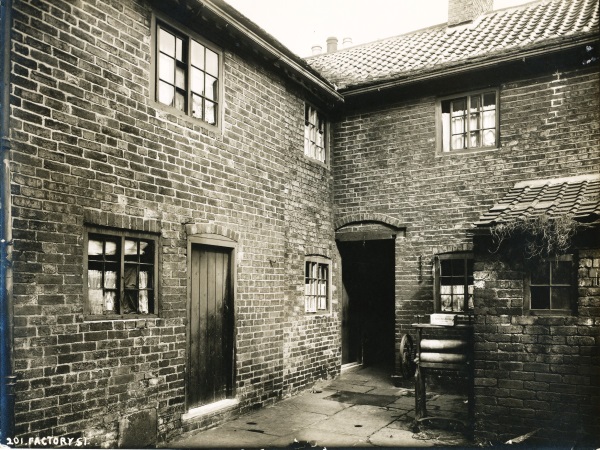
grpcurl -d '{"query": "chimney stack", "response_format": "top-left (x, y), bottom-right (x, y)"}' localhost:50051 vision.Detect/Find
top-left (326, 36), bottom-right (338, 53)
top-left (342, 37), bottom-right (353, 48)
top-left (311, 45), bottom-right (322, 55)
top-left (448, 0), bottom-right (493, 26)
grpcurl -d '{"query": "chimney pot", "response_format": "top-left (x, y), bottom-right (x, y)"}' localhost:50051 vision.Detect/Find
top-left (326, 36), bottom-right (338, 53)
top-left (342, 37), bottom-right (353, 48)
top-left (311, 45), bottom-right (322, 55)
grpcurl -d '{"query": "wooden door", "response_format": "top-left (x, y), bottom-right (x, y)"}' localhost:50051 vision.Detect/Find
top-left (188, 244), bottom-right (234, 408)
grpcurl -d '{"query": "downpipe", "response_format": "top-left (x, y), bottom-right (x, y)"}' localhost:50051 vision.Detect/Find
top-left (0, 0), bottom-right (15, 443)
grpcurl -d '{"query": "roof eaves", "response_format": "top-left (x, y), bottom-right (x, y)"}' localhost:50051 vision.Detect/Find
top-left (339, 32), bottom-right (598, 96)
top-left (202, 0), bottom-right (344, 103)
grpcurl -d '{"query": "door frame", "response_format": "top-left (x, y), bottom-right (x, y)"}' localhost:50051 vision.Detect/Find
top-left (186, 234), bottom-right (237, 410)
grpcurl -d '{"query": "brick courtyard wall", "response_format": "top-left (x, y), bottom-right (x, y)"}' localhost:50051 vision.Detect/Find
top-left (9, 0), bottom-right (338, 446)
top-left (472, 236), bottom-right (600, 445)
top-left (332, 64), bottom-right (600, 426)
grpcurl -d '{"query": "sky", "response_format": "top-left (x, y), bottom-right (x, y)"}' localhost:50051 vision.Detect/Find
top-left (225, 0), bottom-right (534, 57)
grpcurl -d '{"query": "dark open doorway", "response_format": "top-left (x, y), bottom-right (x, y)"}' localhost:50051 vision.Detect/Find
top-left (338, 239), bottom-right (395, 369)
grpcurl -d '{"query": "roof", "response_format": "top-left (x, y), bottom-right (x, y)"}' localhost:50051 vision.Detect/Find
top-left (475, 174), bottom-right (600, 227)
top-left (305, 0), bottom-right (599, 91)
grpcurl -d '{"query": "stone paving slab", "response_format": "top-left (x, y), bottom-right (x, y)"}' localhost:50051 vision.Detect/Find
top-left (312, 404), bottom-right (398, 438)
top-left (325, 390), bottom-right (397, 407)
top-left (325, 380), bottom-right (375, 393)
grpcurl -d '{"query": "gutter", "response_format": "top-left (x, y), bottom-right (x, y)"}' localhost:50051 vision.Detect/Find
top-left (340, 36), bottom-right (599, 97)
top-left (0, 0), bottom-right (15, 443)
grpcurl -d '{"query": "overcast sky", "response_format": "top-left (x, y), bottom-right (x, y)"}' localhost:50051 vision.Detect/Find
top-left (225, 0), bottom-right (534, 57)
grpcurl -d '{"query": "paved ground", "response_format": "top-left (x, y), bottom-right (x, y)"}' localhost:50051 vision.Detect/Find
top-left (166, 365), bottom-right (472, 448)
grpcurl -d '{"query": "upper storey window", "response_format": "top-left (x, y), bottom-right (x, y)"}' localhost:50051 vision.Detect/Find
top-left (155, 19), bottom-right (222, 127)
top-left (439, 90), bottom-right (498, 152)
top-left (304, 104), bottom-right (328, 164)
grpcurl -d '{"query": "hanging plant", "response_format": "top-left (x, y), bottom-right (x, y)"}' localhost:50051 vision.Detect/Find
top-left (489, 214), bottom-right (580, 261)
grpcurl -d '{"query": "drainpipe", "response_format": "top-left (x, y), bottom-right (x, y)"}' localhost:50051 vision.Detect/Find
top-left (0, 0), bottom-right (15, 443)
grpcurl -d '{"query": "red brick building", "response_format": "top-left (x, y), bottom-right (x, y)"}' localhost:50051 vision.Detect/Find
top-left (0, 0), bottom-right (598, 446)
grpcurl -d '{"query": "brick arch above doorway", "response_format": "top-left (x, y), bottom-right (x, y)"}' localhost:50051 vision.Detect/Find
top-left (335, 213), bottom-right (406, 232)
top-left (185, 223), bottom-right (239, 242)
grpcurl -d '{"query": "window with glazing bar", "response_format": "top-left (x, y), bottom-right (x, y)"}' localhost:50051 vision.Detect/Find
top-left (305, 258), bottom-right (330, 313)
top-left (440, 90), bottom-right (497, 152)
top-left (525, 255), bottom-right (575, 314)
top-left (304, 104), bottom-right (327, 164)
top-left (85, 227), bottom-right (158, 317)
top-left (155, 20), bottom-right (221, 126)
top-left (434, 254), bottom-right (474, 313)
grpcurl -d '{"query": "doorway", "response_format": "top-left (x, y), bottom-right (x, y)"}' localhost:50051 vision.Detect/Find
top-left (187, 243), bottom-right (235, 409)
top-left (338, 239), bottom-right (396, 368)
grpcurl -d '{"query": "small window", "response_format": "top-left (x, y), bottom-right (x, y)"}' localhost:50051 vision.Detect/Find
top-left (85, 227), bottom-right (159, 317)
top-left (525, 255), bottom-right (575, 314)
top-left (304, 257), bottom-right (330, 313)
top-left (434, 253), bottom-right (474, 313)
top-left (439, 90), bottom-right (498, 152)
top-left (304, 104), bottom-right (328, 164)
top-left (154, 19), bottom-right (221, 127)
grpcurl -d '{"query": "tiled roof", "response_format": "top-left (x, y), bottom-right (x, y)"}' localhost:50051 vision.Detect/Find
top-left (305, 0), bottom-right (599, 90)
top-left (475, 174), bottom-right (600, 227)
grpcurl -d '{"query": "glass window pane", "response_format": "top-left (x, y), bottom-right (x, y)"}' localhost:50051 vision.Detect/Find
top-left (441, 295), bottom-right (452, 311)
top-left (175, 91), bottom-right (185, 111)
top-left (139, 290), bottom-right (149, 314)
top-left (452, 135), bottom-right (464, 150)
top-left (139, 241), bottom-right (152, 260)
top-left (470, 131), bottom-right (481, 148)
top-left (175, 37), bottom-right (184, 62)
top-left (105, 241), bottom-right (117, 256)
top-left (124, 265), bottom-right (137, 288)
top-left (192, 94), bottom-right (202, 119)
top-left (104, 291), bottom-right (116, 313)
top-left (551, 287), bottom-right (571, 310)
top-left (531, 263), bottom-right (550, 284)
top-left (191, 67), bottom-right (204, 95)
top-left (175, 66), bottom-right (186, 89)
top-left (124, 239), bottom-right (137, 256)
top-left (451, 116), bottom-right (464, 134)
top-left (551, 260), bottom-right (571, 284)
top-left (104, 271), bottom-right (117, 289)
top-left (470, 95), bottom-right (481, 111)
top-left (88, 240), bottom-right (103, 256)
top-left (159, 53), bottom-right (175, 84)
top-left (483, 129), bottom-right (496, 147)
top-left (482, 110), bottom-right (495, 128)
top-left (205, 75), bottom-right (218, 101)
top-left (451, 99), bottom-right (466, 116)
top-left (205, 101), bottom-right (216, 125)
top-left (191, 40), bottom-right (205, 69)
top-left (158, 81), bottom-right (174, 106)
top-left (122, 291), bottom-right (136, 314)
top-left (159, 28), bottom-right (175, 56)
top-left (206, 49), bottom-right (219, 76)
top-left (531, 286), bottom-right (550, 309)
top-left (483, 93), bottom-right (496, 108)
top-left (470, 112), bottom-right (481, 131)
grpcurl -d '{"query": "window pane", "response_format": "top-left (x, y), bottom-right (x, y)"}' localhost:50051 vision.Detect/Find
top-left (206, 49), bottom-right (219, 76)
top-left (452, 134), bottom-right (464, 150)
top-left (159, 28), bottom-right (175, 56)
top-left (451, 116), bottom-right (464, 134)
top-left (159, 53), bottom-right (175, 84)
top-left (158, 81), bottom-right (174, 106)
top-left (205, 75), bottom-right (218, 101)
top-left (470, 95), bottom-right (481, 111)
top-left (483, 93), bottom-right (496, 108)
top-left (139, 290), bottom-right (150, 314)
top-left (482, 110), bottom-right (495, 129)
top-left (104, 271), bottom-right (117, 289)
top-left (104, 291), bottom-right (116, 313)
top-left (531, 286), bottom-right (550, 309)
top-left (191, 40), bottom-right (205, 70)
top-left (441, 295), bottom-right (452, 311)
top-left (175, 91), bottom-right (185, 112)
top-left (531, 263), bottom-right (550, 284)
top-left (139, 241), bottom-right (152, 262)
top-left (105, 241), bottom-right (117, 256)
top-left (124, 240), bottom-right (138, 257)
top-left (452, 98), bottom-right (466, 116)
top-left (122, 291), bottom-right (137, 314)
top-left (205, 101), bottom-right (216, 125)
top-left (483, 129), bottom-right (496, 147)
top-left (551, 287), bottom-right (571, 310)
top-left (175, 66), bottom-right (186, 89)
top-left (191, 67), bottom-right (204, 95)
top-left (88, 240), bottom-right (103, 256)
top-left (175, 37), bottom-right (184, 62)
top-left (551, 260), bottom-right (571, 284)
top-left (192, 94), bottom-right (202, 119)
top-left (469, 112), bottom-right (481, 131)
top-left (469, 131), bottom-right (481, 148)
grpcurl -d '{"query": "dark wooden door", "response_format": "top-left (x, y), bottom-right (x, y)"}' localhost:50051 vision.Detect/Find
top-left (188, 244), bottom-right (234, 408)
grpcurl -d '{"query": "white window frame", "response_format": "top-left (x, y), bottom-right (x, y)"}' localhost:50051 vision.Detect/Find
top-left (304, 104), bottom-right (329, 165)
top-left (433, 253), bottom-right (474, 314)
top-left (437, 88), bottom-right (499, 153)
top-left (151, 13), bottom-right (224, 130)
top-left (304, 256), bottom-right (331, 314)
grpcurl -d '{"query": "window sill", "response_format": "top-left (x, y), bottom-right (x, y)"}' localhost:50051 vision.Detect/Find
top-left (437, 146), bottom-right (498, 156)
top-left (182, 399), bottom-right (239, 422)
top-left (303, 155), bottom-right (329, 169)
top-left (84, 314), bottom-right (159, 322)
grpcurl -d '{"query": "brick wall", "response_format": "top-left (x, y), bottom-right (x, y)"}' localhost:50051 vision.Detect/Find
top-left (9, 0), bottom-right (338, 445)
top-left (332, 65), bottom-right (600, 417)
top-left (472, 236), bottom-right (600, 444)
top-left (448, 0), bottom-right (493, 26)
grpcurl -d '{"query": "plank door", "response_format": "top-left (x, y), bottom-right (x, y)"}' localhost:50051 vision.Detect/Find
top-left (188, 244), bottom-right (234, 409)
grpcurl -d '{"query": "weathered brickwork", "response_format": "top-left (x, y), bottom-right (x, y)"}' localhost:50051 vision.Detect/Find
top-left (332, 65), bottom-right (600, 434)
top-left (472, 241), bottom-right (600, 444)
top-left (9, 0), bottom-right (338, 445)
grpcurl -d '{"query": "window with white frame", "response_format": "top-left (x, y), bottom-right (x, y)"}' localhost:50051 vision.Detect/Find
top-left (304, 257), bottom-right (330, 313)
top-left (440, 90), bottom-right (498, 152)
top-left (525, 255), bottom-right (575, 314)
top-left (304, 104), bottom-right (327, 164)
top-left (85, 227), bottom-right (158, 317)
top-left (155, 19), bottom-right (221, 126)
top-left (434, 253), bottom-right (474, 313)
